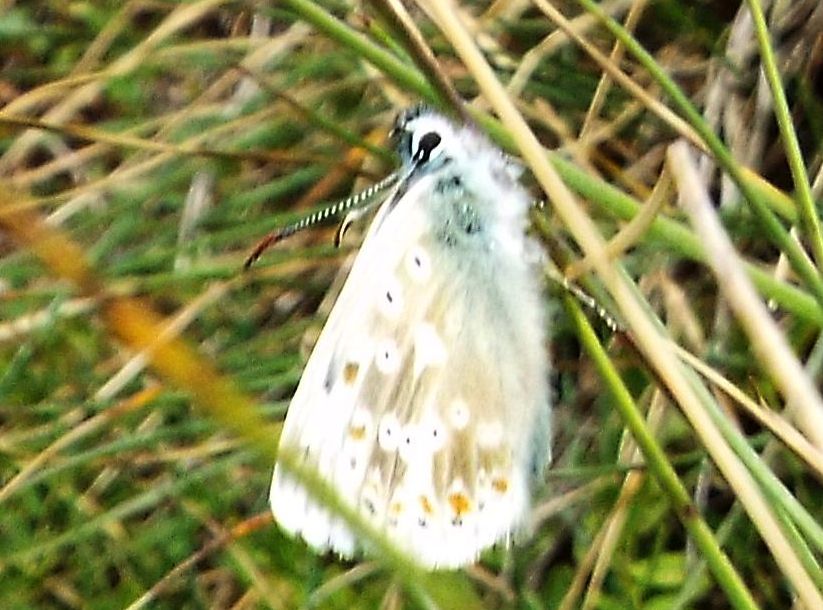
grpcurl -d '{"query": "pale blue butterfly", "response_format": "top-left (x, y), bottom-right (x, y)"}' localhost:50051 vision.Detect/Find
top-left (268, 106), bottom-right (551, 569)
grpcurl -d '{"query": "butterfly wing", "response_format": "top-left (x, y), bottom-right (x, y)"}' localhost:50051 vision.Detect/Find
top-left (271, 113), bottom-right (550, 569)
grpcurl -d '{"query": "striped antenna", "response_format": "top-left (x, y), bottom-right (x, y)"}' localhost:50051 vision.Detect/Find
top-left (558, 276), bottom-right (623, 333)
top-left (243, 171), bottom-right (400, 269)
top-left (545, 266), bottom-right (623, 333)
top-left (530, 201), bottom-right (622, 332)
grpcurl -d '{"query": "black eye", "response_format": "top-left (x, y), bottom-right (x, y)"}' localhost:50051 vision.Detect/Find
top-left (414, 131), bottom-right (442, 163)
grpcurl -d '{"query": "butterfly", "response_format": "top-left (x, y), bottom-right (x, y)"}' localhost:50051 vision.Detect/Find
top-left (268, 106), bottom-right (551, 569)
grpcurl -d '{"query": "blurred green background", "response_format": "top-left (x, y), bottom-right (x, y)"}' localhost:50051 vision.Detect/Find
top-left (1, 1), bottom-right (822, 608)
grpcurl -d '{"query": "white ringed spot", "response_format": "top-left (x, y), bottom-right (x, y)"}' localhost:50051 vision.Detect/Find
top-left (419, 413), bottom-right (447, 452)
top-left (375, 338), bottom-right (401, 374)
top-left (377, 413), bottom-right (401, 451)
top-left (413, 323), bottom-right (447, 373)
top-left (448, 399), bottom-right (471, 431)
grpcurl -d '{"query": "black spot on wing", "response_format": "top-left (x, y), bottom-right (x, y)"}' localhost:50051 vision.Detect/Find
top-left (323, 365), bottom-right (335, 393)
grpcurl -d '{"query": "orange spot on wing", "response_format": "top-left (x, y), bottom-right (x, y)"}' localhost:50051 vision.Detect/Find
top-left (448, 492), bottom-right (471, 517)
top-left (348, 425), bottom-right (366, 440)
top-left (491, 478), bottom-right (509, 494)
top-left (389, 501), bottom-right (404, 516)
top-left (343, 362), bottom-right (359, 384)
top-left (419, 495), bottom-right (434, 515)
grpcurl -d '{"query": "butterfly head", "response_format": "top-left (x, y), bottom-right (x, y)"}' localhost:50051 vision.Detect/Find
top-left (386, 106), bottom-right (529, 242)
top-left (391, 106), bottom-right (465, 172)
top-left (391, 105), bottom-right (523, 182)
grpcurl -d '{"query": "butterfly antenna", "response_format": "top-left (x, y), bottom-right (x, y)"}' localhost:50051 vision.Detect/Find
top-left (545, 267), bottom-right (624, 333)
top-left (243, 171), bottom-right (400, 269)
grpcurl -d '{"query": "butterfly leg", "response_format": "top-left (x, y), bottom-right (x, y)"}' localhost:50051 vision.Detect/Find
top-left (335, 206), bottom-right (373, 247)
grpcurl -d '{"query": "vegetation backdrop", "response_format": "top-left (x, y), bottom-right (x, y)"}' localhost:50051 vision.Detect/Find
top-left (1, 1), bottom-right (822, 609)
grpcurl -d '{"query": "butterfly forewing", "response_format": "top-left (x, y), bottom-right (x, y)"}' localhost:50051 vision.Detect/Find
top-left (270, 108), bottom-right (550, 569)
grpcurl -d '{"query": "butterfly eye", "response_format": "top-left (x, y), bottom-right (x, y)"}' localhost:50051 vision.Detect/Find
top-left (413, 131), bottom-right (442, 164)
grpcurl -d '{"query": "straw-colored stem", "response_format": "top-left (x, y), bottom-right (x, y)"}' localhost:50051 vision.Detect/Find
top-left (573, 0), bottom-right (823, 313)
